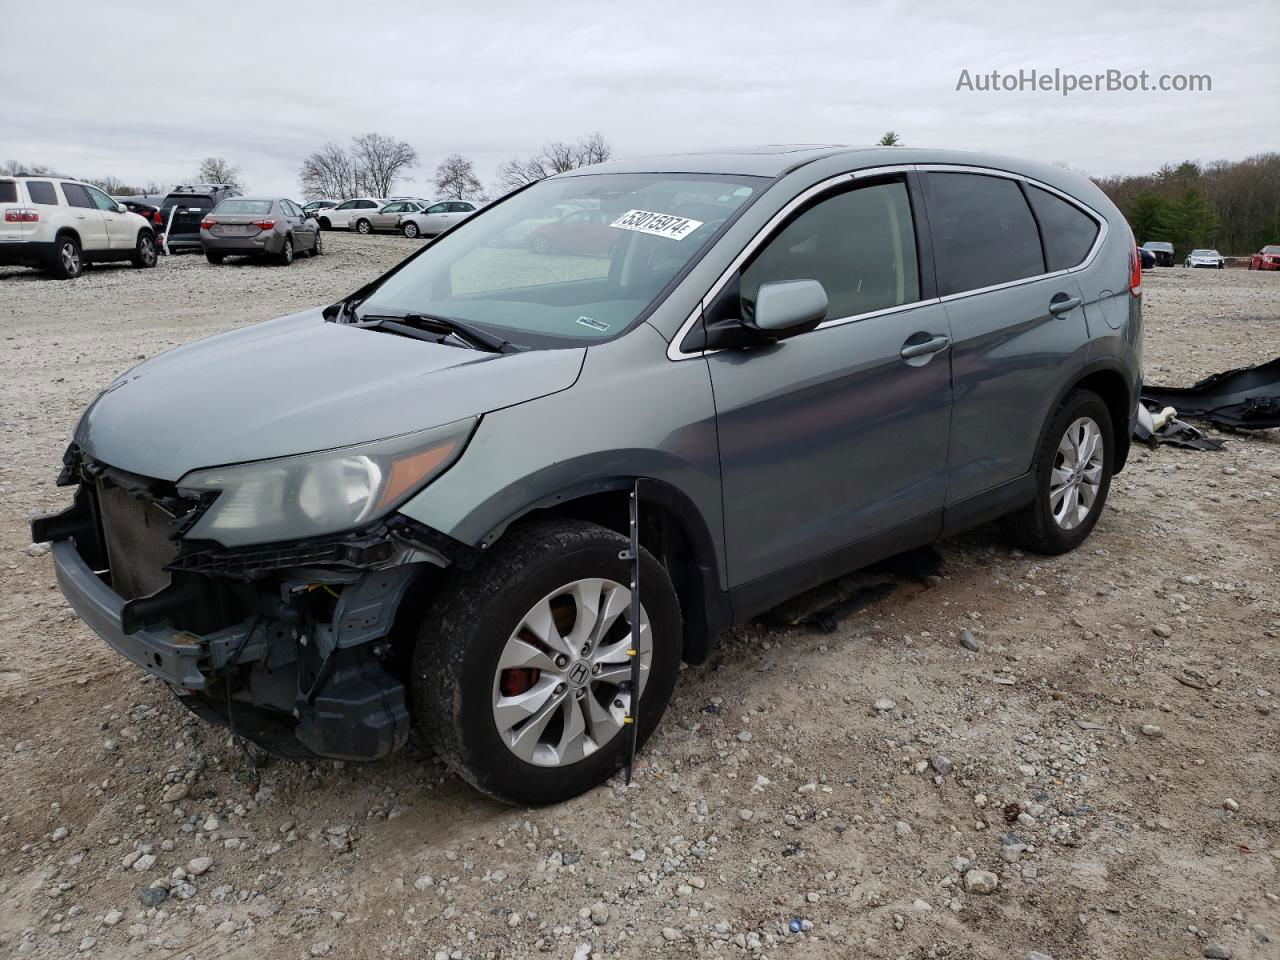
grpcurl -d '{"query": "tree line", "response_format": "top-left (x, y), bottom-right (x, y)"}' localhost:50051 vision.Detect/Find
top-left (1095, 153), bottom-right (1280, 257)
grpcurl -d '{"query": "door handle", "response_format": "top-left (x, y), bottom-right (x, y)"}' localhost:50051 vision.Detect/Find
top-left (1048, 294), bottom-right (1082, 315)
top-left (900, 334), bottom-right (950, 360)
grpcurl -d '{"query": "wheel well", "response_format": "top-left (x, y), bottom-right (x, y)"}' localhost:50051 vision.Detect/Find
top-left (54, 227), bottom-right (81, 247)
top-left (1072, 368), bottom-right (1132, 472)
top-left (510, 488), bottom-right (724, 664)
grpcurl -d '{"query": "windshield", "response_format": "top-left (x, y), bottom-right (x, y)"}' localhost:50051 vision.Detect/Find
top-left (1190, 249), bottom-right (1216, 256)
top-left (358, 173), bottom-right (763, 346)
top-left (214, 199), bottom-right (273, 215)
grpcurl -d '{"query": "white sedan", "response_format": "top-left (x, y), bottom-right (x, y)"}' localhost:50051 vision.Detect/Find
top-left (1184, 248), bottom-right (1225, 269)
top-left (398, 199), bottom-right (482, 238)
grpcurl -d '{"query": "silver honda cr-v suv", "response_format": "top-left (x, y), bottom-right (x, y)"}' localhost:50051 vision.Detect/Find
top-left (34, 146), bottom-right (1142, 804)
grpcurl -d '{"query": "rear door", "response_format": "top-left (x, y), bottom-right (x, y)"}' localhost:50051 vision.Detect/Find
top-left (420, 201), bottom-right (450, 234)
top-left (85, 185), bottom-right (134, 249)
top-left (922, 168), bottom-right (1092, 506)
top-left (60, 183), bottom-right (109, 251)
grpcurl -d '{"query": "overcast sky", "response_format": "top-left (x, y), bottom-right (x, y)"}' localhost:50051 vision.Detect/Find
top-left (4, 0), bottom-right (1275, 198)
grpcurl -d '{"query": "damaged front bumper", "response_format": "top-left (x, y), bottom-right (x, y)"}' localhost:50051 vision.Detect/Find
top-left (33, 453), bottom-right (469, 762)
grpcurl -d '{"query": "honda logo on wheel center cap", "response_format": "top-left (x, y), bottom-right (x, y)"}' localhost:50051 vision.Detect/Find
top-left (567, 660), bottom-right (591, 687)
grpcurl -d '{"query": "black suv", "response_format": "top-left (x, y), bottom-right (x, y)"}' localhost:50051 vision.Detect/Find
top-left (158, 184), bottom-right (240, 253)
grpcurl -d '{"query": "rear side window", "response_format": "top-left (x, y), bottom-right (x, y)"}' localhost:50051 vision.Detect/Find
top-left (0, 181), bottom-right (17, 203)
top-left (62, 183), bottom-right (95, 208)
top-left (26, 181), bottom-right (57, 205)
top-left (741, 179), bottom-right (920, 322)
top-left (1026, 185), bottom-right (1100, 271)
top-left (928, 173), bottom-right (1045, 295)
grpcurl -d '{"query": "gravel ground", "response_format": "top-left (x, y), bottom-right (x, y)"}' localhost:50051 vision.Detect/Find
top-left (0, 236), bottom-right (1277, 960)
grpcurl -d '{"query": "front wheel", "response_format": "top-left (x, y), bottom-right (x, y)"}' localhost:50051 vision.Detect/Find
top-left (413, 520), bottom-right (682, 805)
top-left (355, 219), bottom-right (372, 235)
top-left (310, 231), bottom-right (324, 256)
top-left (402, 221), bottom-right (420, 239)
top-left (1003, 389), bottom-right (1113, 554)
top-left (132, 233), bottom-right (157, 268)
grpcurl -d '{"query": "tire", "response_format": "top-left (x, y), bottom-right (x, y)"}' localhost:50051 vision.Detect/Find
top-left (318, 217), bottom-right (331, 231)
top-left (50, 234), bottom-right (83, 279)
top-left (412, 519), bottom-right (682, 805)
top-left (355, 219), bottom-right (372, 235)
top-left (276, 236), bottom-right (294, 266)
top-left (131, 232), bottom-right (157, 269)
top-left (1003, 389), bottom-right (1114, 555)
top-left (310, 231), bottom-right (324, 256)
top-left (205, 251), bottom-right (224, 265)
top-left (532, 235), bottom-right (551, 254)
top-left (402, 221), bottom-right (419, 239)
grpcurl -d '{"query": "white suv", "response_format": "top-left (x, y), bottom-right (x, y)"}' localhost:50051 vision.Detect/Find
top-left (0, 175), bottom-right (159, 279)
top-left (316, 197), bottom-right (387, 231)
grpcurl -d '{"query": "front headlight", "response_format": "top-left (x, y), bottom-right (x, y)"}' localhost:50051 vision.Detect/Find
top-left (177, 418), bottom-right (476, 547)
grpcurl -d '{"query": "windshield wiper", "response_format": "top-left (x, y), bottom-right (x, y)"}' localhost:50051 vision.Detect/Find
top-left (355, 312), bottom-right (521, 353)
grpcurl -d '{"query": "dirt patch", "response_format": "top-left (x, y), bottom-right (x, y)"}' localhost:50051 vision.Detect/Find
top-left (1, 243), bottom-right (1277, 959)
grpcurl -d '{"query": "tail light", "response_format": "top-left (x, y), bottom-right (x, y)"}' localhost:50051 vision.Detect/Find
top-left (1129, 246), bottom-right (1142, 297)
top-left (153, 210), bottom-right (164, 225)
top-left (4, 208), bottom-right (39, 223)
top-left (200, 218), bottom-right (216, 230)
top-left (252, 219), bottom-right (275, 231)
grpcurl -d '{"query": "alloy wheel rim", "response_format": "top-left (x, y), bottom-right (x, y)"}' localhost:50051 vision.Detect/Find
top-left (283, 241), bottom-right (293, 262)
top-left (141, 238), bottom-right (155, 264)
top-left (62, 243), bottom-right (79, 274)
top-left (491, 578), bottom-right (651, 768)
top-left (1050, 416), bottom-right (1103, 530)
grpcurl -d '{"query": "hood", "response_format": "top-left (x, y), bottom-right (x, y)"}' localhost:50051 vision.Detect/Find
top-left (75, 308), bottom-right (585, 481)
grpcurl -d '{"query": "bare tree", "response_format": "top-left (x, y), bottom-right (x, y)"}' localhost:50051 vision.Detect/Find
top-left (351, 133), bottom-right (417, 197)
top-left (434, 154), bottom-right (484, 200)
top-left (299, 142), bottom-right (359, 200)
top-left (2, 160), bottom-right (63, 176)
top-left (197, 156), bottom-right (244, 190)
top-left (495, 133), bottom-right (612, 193)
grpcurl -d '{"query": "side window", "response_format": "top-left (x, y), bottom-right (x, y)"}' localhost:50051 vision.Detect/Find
top-left (84, 185), bottom-right (118, 211)
top-left (1026, 185), bottom-right (1100, 272)
top-left (335, 200), bottom-right (356, 210)
top-left (450, 202), bottom-right (473, 213)
top-left (358, 200), bottom-right (378, 209)
top-left (0, 180), bottom-right (16, 203)
top-left (25, 181), bottom-right (57, 205)
top-left (740, 179), bottom-right (921, 322)
top-left (61, 183), bottom-right (95, 208)
top-left (427, 203), bottom-right (449, 214)
top-left (927, 173), bottom-right (1045, 294)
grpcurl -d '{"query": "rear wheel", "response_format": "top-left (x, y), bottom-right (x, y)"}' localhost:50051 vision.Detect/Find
top-left (1003, 389), bottom-right (1113, 554)
top-left (310, 231), bottom-right (324, 256)
top-left (402, 221), bottom-right (420, 239)
top-left (318, 217), bottom-right (331, 231)
top-left (355, 219), bottom-right (372, 235)
top-left (205, 251), bottom-right (224, 265)
top-left (276, 236), bottom-right (294, 266)
top-left (412, 520), bottom-right (682, 805)
top-left (50, 235), bottom-right (83, 279)
top-left (131, 233), bottom-right (157, 269)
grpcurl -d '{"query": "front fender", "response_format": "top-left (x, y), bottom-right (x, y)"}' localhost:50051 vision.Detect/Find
top-left (396, 326), bottom-right (728, 589)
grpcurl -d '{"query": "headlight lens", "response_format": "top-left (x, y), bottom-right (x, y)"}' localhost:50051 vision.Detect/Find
top-left (177, 418), bottom-right (476, 546)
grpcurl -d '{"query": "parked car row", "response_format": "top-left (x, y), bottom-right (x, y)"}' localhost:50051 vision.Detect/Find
top-left (309, 197), bottom-right (484, 238)
top-left (1137, 239), bottom-right (1280, 272)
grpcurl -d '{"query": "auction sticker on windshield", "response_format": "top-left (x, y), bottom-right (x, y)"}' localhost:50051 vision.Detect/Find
top-left (610, 209), bottom-right (704, 241)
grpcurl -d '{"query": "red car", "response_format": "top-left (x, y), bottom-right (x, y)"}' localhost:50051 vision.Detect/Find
top-left (1249, 244), bottom-right (1280, 270)
top-left (528, 209), bottom-right (616, 257)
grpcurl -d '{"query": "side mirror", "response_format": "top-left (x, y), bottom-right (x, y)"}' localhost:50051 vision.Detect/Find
top-left (115, 203), bottom-right (128, 214)
top-left (749, 279), bottom-right (828, 336)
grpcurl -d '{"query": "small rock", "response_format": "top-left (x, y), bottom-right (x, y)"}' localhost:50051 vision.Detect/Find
top-left (161, 783), bottom-right (189, 804)
top-left (959, 628), bottom-right (981, 652)
top-left (895, 820), bottom-right (913, 837)
top-left (78, 936), bottom-right (95, 953)
top-left (661, 927), bottom-right (684, 942)
top-left (507, 912), bottom-right (522, 928)
top-left (187, 857), bottom-right (213, 876)
top-left (590, 902), bottom-right (609, 925)
top-left (736, 731), bottom-right (753, 742)
top-left (1029, 952), bottom-right (1056, 960)
top-left (132, 854), bottom-right (156, 872)
top-left (930, 755), bottom-right (953, 776)
top-left (138, 887), bottom-right (168, 907)
top-left (1223, 798), bottom-right (1239, 812)
top-left (1152, 623), bottom-right (1173, 638)
top-left (309, 944), bottom-right (332, 958)
top-left (51, 827), bottom-right (69, 843)
top-left (103, 910), bottom-right (123, 927)
top-left (737, 809), bottom-right (754, 822)
top-left (1140, 724), bottom-right (1163, 738)
top-left (963, 869), bottom-right (999, 895)
top-left (629, 848), bottom-right (647, 861)
top-left (1203, 945), bottom-right (1232, 959)
top-left (873, 697), bottom-right (897, 712)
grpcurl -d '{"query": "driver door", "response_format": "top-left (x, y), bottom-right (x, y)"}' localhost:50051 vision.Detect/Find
top-left (705, 175), bottom-right (954, 596)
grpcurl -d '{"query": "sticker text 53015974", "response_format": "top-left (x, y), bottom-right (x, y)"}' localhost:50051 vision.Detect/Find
top-left (610, 209), bottom-right (705, 241)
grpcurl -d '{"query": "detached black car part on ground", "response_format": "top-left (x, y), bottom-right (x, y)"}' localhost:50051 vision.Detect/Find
top-left (1141, 357), bottom-right (1280, 430)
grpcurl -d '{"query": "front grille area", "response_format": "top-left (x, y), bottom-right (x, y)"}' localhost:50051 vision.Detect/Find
top-left (97, 482), bottom-right (180, 600)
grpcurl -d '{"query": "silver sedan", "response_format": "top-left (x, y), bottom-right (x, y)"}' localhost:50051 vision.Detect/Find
top-left (398, 200), bottom-right (481, 238)
top-left (352, 200), bottom-right (428, 235)
top-left (200, 197), bottom-right (321, 266)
